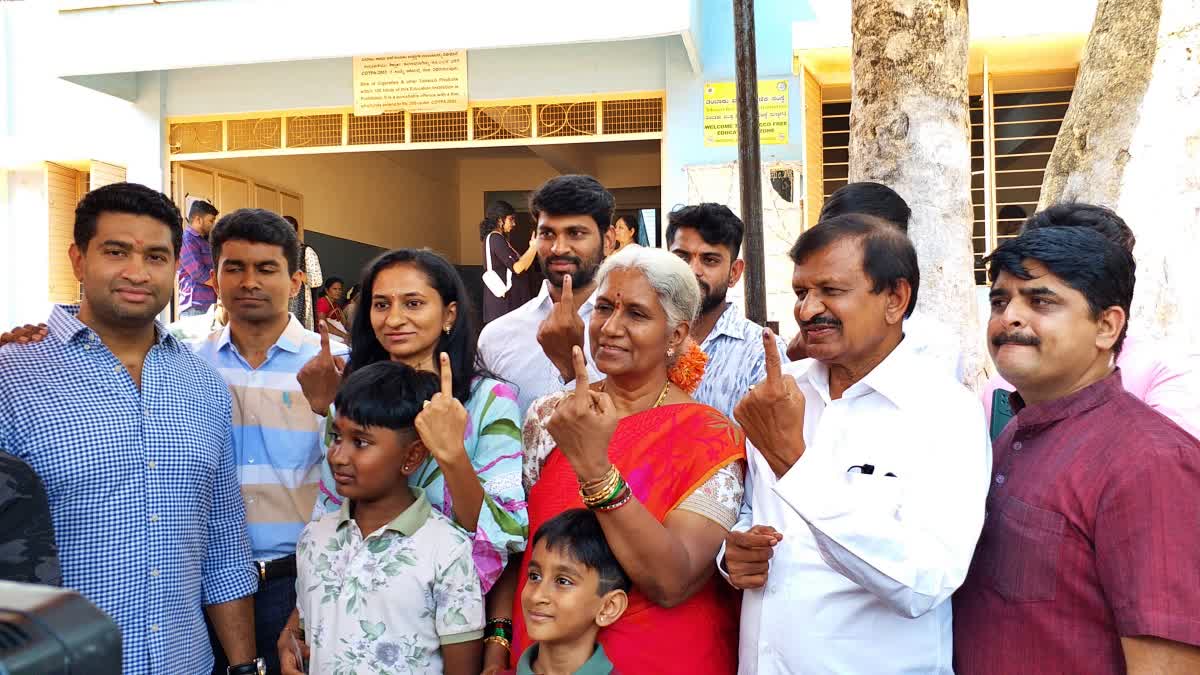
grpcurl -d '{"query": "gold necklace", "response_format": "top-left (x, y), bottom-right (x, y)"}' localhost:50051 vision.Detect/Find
top-left (601, 380), bottom-right (671, 409)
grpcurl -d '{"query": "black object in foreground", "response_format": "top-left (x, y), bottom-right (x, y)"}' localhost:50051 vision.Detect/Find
top-left (0, 581), bottom-right (121, 675)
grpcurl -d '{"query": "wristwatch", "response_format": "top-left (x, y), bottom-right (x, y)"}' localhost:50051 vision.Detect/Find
top-left (227, 658), bottom-right (266, 675)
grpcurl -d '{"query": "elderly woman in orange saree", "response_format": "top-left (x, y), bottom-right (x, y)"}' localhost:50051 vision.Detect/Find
top-left (486, 245), bottom-right (746, 674)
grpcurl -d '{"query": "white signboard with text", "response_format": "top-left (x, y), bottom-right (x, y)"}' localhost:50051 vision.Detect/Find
top-left (353, 51), bottom-right (468, 115)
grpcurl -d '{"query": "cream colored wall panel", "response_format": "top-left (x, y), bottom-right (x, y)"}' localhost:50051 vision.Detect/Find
top-left (89, 161), bottom-right (126, 189)
top-left (178, 164), bottom-right (216, 208)
top-left (255, 184), bottom-right (280, 212)
top-left (46, 163), bottom-right (82, 304)
top-left (280, 192), bottom-right (302, 224)
top-left (217, 173), bottom-right (251, 213)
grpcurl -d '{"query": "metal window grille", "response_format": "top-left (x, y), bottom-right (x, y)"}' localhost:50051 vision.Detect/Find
top-left (601, 98), bottom-right (663, 134)
top-left (970, 95), bottom-right (988, 284)
top-left (168, 121), bottom-right (222, 154)
top-left (228, 117), bottom-right (282, 151)
top-left (821, 88), bottom-right (1071, 286)
top-left (286, 114), bottom-right (342, 148)
top-left (474, 106), bottom-right (532, 141)
top-left (990, 89), bottom-right (1072, 251)
top-left (537, 101), bottom-right (596, 138)
top-left (820, 101), bottom-right (850, 198)
top-left (410, 111), bottom-right (468, 143)
top-left (348, 112), bottom-right (406, 145)
top-left (168, 94), bottom-right (665, 157)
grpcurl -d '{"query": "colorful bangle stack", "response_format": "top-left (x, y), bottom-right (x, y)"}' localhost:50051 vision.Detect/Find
top-left (579, 466), bottom-right (633, 512)
top-left (484, 618), bottom-right (513, 652)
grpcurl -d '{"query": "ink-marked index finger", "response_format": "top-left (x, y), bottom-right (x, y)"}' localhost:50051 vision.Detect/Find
top-left (439, 352), bottom-right (454, 397)
top-left (560, 272), bottom-right (573, 307)
top-left (318, 320), bottom-right (331, 357)
top-left (572, 345), bottom-right (590, 395)
top-left (762, 328), bottom-right (782, 385)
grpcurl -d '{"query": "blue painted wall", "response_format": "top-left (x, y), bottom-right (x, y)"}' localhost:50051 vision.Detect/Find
top-left (662, 0), bottom-right (815, 211)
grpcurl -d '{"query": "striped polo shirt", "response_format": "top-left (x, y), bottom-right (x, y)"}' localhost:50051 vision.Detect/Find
top-left (190, 315), bottom-right (348, 562)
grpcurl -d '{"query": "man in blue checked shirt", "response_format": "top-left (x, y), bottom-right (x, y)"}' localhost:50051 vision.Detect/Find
top-left (666, 203), bottom-right (789, 419)
top-left (0, 183), bottom-right (262, 675)
top-left (190, 208), bottom-right (348, 675)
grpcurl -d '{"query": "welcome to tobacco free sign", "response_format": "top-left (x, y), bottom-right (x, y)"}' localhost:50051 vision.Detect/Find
top-left (703, 79), bottom-right (789, 147)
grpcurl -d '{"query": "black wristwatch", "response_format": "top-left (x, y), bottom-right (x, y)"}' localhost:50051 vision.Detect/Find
top-left (227, 658), bottom-right (265, 675)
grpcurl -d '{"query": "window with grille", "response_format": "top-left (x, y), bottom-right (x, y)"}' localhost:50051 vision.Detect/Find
top-left (821, 87), bottom-right (1072, 286)
top-left (990, 90), bottom-right (1071, 250)
top-left (821, 101), bottom-right (850, 199)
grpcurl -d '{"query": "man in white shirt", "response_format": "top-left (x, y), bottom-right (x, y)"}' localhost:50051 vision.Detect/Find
top-left (725, 214), bottom-right (991, 674)
top-left (477, 175), bottom-right (613, 414)
top-left (786, 182), bottom-right (964, 382)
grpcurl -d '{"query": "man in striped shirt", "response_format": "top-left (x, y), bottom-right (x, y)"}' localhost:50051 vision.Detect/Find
top-left (190, 208), bottom-right (348, 675)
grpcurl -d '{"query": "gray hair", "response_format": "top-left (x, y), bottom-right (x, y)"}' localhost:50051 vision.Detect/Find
top-left (594, 245), bottom-right (701, 331)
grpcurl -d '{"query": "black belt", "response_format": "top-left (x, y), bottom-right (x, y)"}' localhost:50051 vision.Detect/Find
top-left (256, 554), bottom-right (296, 582)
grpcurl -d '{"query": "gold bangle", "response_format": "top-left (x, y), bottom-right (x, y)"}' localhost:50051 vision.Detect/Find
top-left (578, 465), bottom-right (618, 491)
top-left (581, 472), bottom-right (622, 507)
top-left (579, 467), bottom-right (620, 504)
top-left (584, 474), bottom-right (626, 508)
top-left (484, 635), bottom-right (511, 653)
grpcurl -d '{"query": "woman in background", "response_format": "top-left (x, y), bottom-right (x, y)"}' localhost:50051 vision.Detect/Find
top-left (284, 215), bottom-right (323, 330)
top-left (341, 283), bottom-right (361, 336)
top-left (605, 213), bottom-right (640, 256)
top-left (481, 200), bottom-right (537, 324)
top-left (315, 277), bottom-right (349, 342)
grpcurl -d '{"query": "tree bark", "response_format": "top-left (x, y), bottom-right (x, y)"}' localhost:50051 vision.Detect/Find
top-left (1038, 0), bottom-right (1161, 207)
top-left (1040, 0), bottom-right (1199, 341)
top-left (849, 0), bottom-right (983, 386)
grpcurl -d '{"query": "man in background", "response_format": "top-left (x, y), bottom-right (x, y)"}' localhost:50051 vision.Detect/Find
top-left (179, 197), bottom-right (220, 318)
top-left (666, 202), bottom-right (788, 418)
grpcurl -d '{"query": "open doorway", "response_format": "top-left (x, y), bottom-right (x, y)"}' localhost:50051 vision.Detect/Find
top-left (173, 138), bottom-right (661, 328)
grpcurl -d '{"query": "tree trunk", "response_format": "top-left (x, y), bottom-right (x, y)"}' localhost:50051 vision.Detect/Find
top-left (848, 0), bottom-right (983, 386)
top-left (1040, 0), bottom-right (1199, 341)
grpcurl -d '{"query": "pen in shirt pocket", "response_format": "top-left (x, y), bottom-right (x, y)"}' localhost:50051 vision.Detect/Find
top-left (847, 464), bottom-right (897, 477)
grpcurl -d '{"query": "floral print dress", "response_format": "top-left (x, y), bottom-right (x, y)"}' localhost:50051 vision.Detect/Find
top-left (314, 377), bottom-right (528, 592)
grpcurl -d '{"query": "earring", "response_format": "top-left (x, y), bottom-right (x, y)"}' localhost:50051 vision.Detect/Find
top-left (667, 347), bottom-right (676, 358)
top-left (443, 325), bottom-right (451, 335)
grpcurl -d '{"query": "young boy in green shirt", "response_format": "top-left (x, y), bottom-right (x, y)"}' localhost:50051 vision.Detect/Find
top-left (507, 509), bottom-right (630, 675)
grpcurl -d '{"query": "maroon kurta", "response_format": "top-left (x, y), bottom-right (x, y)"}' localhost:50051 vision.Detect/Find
top-left (953, 370), bottom-right (1200, 674)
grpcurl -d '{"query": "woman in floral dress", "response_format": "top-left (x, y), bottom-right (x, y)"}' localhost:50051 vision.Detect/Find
top-left (297, 248), bottom-right (528, 591)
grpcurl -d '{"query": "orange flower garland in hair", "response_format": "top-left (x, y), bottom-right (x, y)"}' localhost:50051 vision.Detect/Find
top-left (668, 338), bottom-right (708, 394)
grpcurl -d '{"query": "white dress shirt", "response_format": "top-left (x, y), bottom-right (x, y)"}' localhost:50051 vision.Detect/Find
top-left (478, 280), bottom-right (601, 415)
top-left (904, 309), bottom-right (966, 382)
top-left (721, 337), bottom-right (991, 675)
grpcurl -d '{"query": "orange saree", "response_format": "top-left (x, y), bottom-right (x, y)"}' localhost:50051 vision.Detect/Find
top-left (513, 402), bottom-right (745, 675)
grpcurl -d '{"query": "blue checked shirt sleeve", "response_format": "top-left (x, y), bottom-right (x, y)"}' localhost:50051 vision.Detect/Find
top-left (201, 412), bottom-right (257, 605)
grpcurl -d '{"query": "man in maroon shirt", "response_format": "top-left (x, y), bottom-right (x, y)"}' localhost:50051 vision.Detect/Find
top-left (953, 222), bottom-right (1200, 674)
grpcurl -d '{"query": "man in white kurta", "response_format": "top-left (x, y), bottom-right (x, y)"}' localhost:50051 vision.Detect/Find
top-left (725, 214), bottom-right (991, 674)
